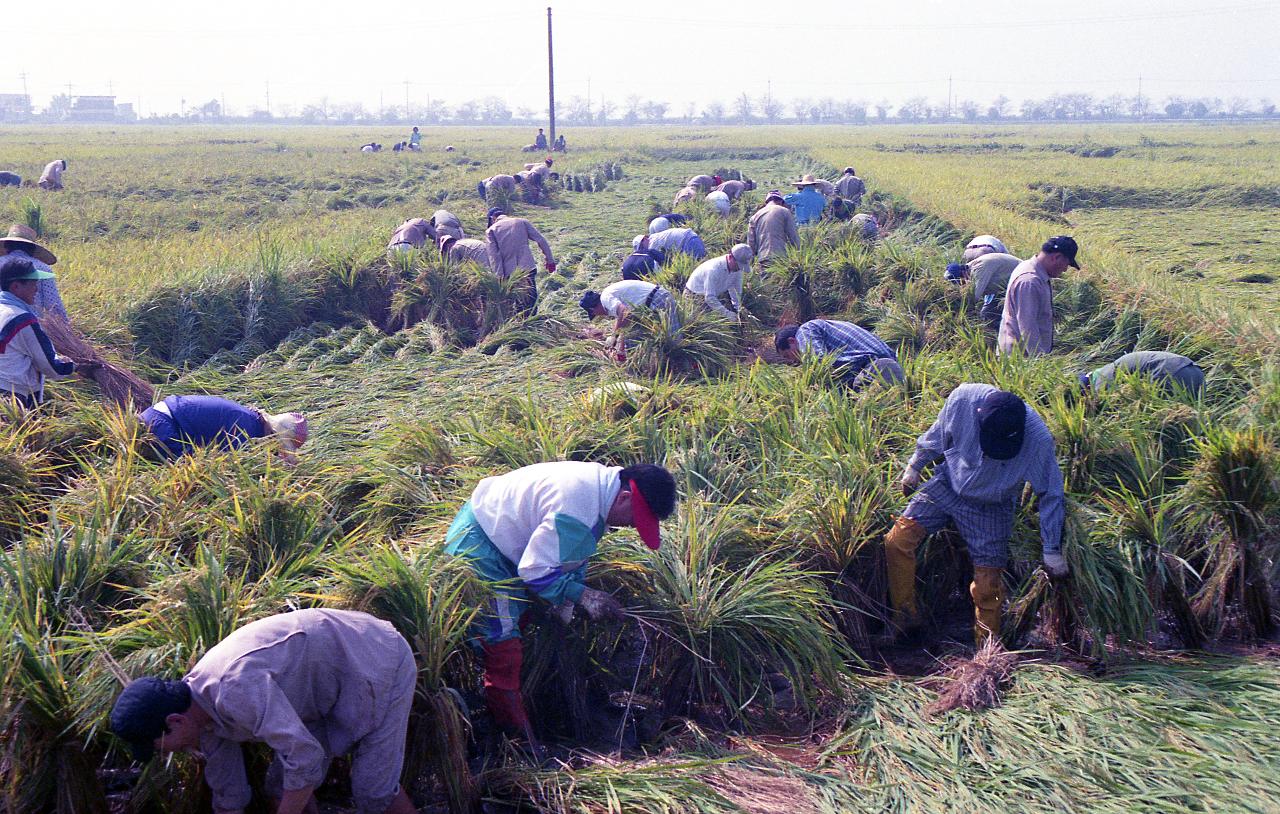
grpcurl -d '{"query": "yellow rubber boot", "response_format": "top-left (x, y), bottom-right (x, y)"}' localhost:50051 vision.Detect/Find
top-left (884, 516), bottom-right (927, 634)
top-left (970, 566), bottom-right (1005, 647)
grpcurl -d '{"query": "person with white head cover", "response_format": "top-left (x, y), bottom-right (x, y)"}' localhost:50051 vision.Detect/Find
top-left (963, 235), bottom-right (1008, 263)
top-left (647, 217), bottom-right (671, 234)
top-left (684, 244), bottom-right (753, 319)
top-left (139, 395), bottom-right (309, 464)
top-left (705, 190), bottom-right (731, 217)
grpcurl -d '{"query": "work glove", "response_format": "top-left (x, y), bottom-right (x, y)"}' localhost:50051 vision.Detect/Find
top-left (578, 588), bottom-right (624, 623)
top-left (545, 262), bottom-right (558, 273)
top-left (900, 466), bottom-right (922, 498)
top-left (1043, 552), bottom-right (1070, 580)
top-left (551, 601), bottom-right (575, 626)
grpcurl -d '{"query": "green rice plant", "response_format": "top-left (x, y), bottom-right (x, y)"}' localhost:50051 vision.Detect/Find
top-left (18, 197), bottom-right (44, 236)
top-left (1186, 425), bottom-right (1280, 638)
top-left (0, 413), bottom-right (60, 544)
top-left (622, 304), bottom-right (737, 379)
top-left (335, 542), bottom-right (484, 813)
top-left (603, 498), bottom-right (851, 724)
top-left (458, 393), bottom-right (646, 470)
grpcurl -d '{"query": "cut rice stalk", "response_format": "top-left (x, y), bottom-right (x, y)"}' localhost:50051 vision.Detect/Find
top-left (923, 637), bottom-right (1020, 715)
top-left (40, 317), bottom-right (154, 412)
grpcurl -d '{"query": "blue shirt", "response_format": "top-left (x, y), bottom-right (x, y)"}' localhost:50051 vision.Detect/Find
top-left (795, 319), bottom-right (893, 374)
top-left (621, 250), bottom-right (663, 280)
top-left (906, 383), bottom-right (1064, 555)
top-left (141, 395), bottom-right (266, 458)
top-left (784, 187), bottom-right (827, 224)
top-left (647, 228), bottom-right (706, 259)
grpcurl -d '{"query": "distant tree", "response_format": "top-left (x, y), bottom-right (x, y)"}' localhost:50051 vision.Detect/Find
top-left (842, 100), bottom-right (868, 124)
top-left (199, 99), bottom-right (221, 120)
top-left (423, 99), bottom-right (448, 124)
top-left (814, 97), bottom-right (838, 123)
top-left (683, 101), bottom-right (697, 124)
top-left (300, 103), bottom-right (328, 123)
top-left (623, 94), bottom-right (642, 125)
top-left (642, 100), bottom-right (669, 122)
top-left (874, 99), bottom-right (891, 121)
top-left (792, 98), bottom-right (811, 124)
top-left (733, 93), bottom-right (753, 123)
top-left (1187, 99), bottom-right (1209, 118)
top-left (959, 99), bottom-right (980, 120)
top-left (453, 100), bottom-right (478, 123)
top-left (334, 102), bottom-right (365, 123)
top-left (1096, 94), bottom-right (1125, 118)
top-left (597, 99), bottom-right (616, 125)
top-left (702, 100), bottom-right (726, 124)
top-left (898, 96), bottom-right (928, 121)
top-left (760, 94), bottom-right (784, 122)
top-left (989, 95), bottom-right (1011, 118)
top-left (1064, 93), bottom-right (1094, 118)
top-left (1127, 94), bottom-right (1150, 118)
top-left (1260, 99), bottom-right (1276, 117)
top-left (564, 96), bottom-right (591, 125)
top-left (481, 96), bottom-right (512, 124)
top-left (44, 94), bottom-right (71, 120)
top-left (1020, 98), bottom-right (1048, 120)
top-left (1227, 96), bottom-right (1252, 117)
top-left (1164, 97), bottom-right (1187, 118)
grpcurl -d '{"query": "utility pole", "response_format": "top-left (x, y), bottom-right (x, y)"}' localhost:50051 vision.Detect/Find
top-left (221, 91), bottom-right (227, 118)
top-left (947, 75), bottom-right (953, 119)
top-left (547, 6), bottom-right (556, 143)
top-left (265, 80), bottom-right (271, 116)
top-left (404, 79), bottom-right (410, 118)
top-left (19, 72), bottom-right (28, 97)
top-left (587, 76), bottom-right (591, 126)
top-left (1136, 75), bottom-right (1143, 120)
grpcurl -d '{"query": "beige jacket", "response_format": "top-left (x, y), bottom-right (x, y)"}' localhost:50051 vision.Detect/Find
top-left (747, 203), bottom-right (799, 264)
top-left (998, 259), bottom-right (1054, 356)
top-left (485, 216), bottom-right (554, 278)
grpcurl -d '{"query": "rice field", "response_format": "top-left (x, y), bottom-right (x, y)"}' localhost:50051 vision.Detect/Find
top-left (0, 124), bottom-right (1277, 814)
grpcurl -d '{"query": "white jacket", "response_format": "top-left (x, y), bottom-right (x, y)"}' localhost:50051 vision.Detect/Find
top-left (0, 292), bottom-right (74, 398)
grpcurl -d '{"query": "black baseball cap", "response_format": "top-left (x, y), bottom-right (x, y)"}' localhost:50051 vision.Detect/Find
top-left (578, 290), bottom-right (602, 315)
top-left (975, 390), bottom-right (1027, 460)
top-left (1041, 235), bottom-right (1080, 269)
top-left (109, 677), bottom-right (192, 762)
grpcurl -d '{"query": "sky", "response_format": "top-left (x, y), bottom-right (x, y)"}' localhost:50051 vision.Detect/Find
top-left (6, 0), bottom-right (1279, 116)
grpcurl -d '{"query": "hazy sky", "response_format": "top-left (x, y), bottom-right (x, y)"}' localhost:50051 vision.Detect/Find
top-left (6, 0), bottom-right (1279, 116)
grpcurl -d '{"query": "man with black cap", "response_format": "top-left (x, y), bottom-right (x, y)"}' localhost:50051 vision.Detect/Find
top-left (444, 461), bottom-right (676, 746)
top-left (484, 207), bottom-right (556, 312)
top-left (834, 167), bottom-right (865, 207)
top-left (884, 383), bottom-right (1067, 646)
top-left (998, 236), bottom-right (1080, 357)
top-left (109, 608), bottom-right (418, 814)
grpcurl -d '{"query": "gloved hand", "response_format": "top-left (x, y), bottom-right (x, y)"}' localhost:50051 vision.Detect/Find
top-left (545, 261), bottom-right (557, 273)
top-left (578, 588), bottom-right (623, 622)
top-left (551, 601), bottom-right (575, 626)
top-left (900, 466), bottom-right (921, 498)
top-left (1043, 552), bottom-right (1070, 580)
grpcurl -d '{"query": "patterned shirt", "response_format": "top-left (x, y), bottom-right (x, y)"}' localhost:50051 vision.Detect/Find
top-left (906, 383), bottom-right (1064, 555)
top-left (795, 319), bottom-right (893, 374)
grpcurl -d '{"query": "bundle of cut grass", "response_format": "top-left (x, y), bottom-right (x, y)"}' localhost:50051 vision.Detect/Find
top-left (40, 317), bottom-right (153, 412)
top-left (924, 638), bottom-right (1020, 715)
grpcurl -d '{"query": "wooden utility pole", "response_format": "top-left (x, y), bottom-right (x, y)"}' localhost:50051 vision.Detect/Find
top-left (547, 7), bottom-right (556, 143)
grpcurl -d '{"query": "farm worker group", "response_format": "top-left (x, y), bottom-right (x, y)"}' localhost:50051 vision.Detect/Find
top-left (444, 461), bottom-right (677, 743)
top-left (110, 609), bottom-right (419, 814)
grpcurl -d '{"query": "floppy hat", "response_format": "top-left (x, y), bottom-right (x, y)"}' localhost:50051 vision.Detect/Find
top-left (793, 173), bottom-right (821, 187)
top-left (648, 217), bottom-right (671, 234)
top-left (975, 390), bottom-right (1026, 460)
top-left (1, 224), bottom-right (56, 265)
top-left (629, 478), bottom-right (662, 550)
top-left (765, 189), bottom-right (785, 204)
top-left (730, 244), bottom-right (754, 266)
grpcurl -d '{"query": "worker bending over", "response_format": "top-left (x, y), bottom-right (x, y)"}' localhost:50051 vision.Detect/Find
top-left (684, 244), bottom-right (753, 319)
top-left (1082, 351), bottom-right (1204, 396)
top-left (774, 319), bottom-right (903, 389)
top-left (140, 395), bottom-right (308, 463)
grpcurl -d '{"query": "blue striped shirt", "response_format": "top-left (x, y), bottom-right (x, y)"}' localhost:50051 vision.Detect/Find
top-left (796, 319), bottom-right (894, 373)
top-left (906, 383), bottom-right (1065, 555)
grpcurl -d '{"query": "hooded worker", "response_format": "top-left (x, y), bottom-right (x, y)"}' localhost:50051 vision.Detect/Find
top-left (885, 385), bottom-right (1067, 646)
top-left (684, 244), bottom-right (753, 319)
top-left (109, 609), bottom-right (418, 814)
top-left (444, 461), bottom-right (677, 744)
top-left (139, 395), bottom-right (308, 463)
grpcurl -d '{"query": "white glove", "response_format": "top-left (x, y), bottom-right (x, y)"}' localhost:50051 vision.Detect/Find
top-left (900, 466), bottom-right (922, 498)
top-left (578, 588), bottom-right (623, 622)
top-left (551, 601), bottom-right (575, 625)
top-left (1043, 552), bottom-right (1069, 579)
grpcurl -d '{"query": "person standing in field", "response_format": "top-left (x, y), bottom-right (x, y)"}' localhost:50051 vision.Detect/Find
top-left (1080, 351), bottom-right (1205, 396)
top-left (485, 208), bottom-right (556, 312)
top-left (773, 319), bottom-right (904, 390)
top-left (998, 236), bottom-right (1080, 357)
top-left (0, 224), bottom-right (68, 322)
top-left (386, 217), bottom-right (434, 255)
top-left (0, 257), bottom-right (80, 409)
top-left (444, 461), bottom-right (676, 745)
top-left (109, 608), bottom-right (419, 814)
top-left (534, 128), bottom-right (548, 150)
top-left (834, 167), bottom-right (866, 207)
top-left (438, 234), bottom-right (494, 270)
top-left (37, 159), bottom-right (66, 190)
top-left (785, 174), bottom-right (827, 225)
top-left (885, 384), bottom-right (1068, 645)
top-left (139, 395), bottom-right (308, 463)
top-left (684, 244), bottom-right (753, 319)
top-left (747, 190), bottom-right (799, 265)
top-left (407, 126), bottom-right (422, 151)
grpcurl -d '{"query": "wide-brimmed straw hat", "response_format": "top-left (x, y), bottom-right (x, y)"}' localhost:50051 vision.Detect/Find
top-left (793, 173), bottom-right (821, 187)
top-left (1, 224), bottom-right (56, 265)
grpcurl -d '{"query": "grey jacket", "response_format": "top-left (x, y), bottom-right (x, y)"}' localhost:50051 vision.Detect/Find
top-left (747, 203), bottom-right (799, 263)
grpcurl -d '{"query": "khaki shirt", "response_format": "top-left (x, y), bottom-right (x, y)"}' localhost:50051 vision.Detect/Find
top-left (186, 609), bottom-right (413, 812)
top-left (446, 237), bottom-right (493, 269)
top-left (998, 259), bottom-right (1054, 356)
top-left (485, 216), bottom-right (554, 278)
top-left (747, 203), bottom-right (799, 263)
top-left (714, 180), bottom-right (748, 201)
top-left (968, 253), bottom-right (1021, 301)
top-left (673, 186), bottom-right (698, 206)
top-left (388, 218), bottom-right (432, 249)
top-left (834, 174), bottom-right (865, 203)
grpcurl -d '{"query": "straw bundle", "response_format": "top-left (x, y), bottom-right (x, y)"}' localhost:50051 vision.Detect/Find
top-left (40, 316), bottom-right (154, 412)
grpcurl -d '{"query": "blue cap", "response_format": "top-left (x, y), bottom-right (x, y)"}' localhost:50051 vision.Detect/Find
top-left (945, 262), bottom-right (967, 283)
top-left (1078, 372), bottom-right (1092, 390)
top-left (486, 206), bottom-right (505, 221)
top-left (110, 677), bottom-right (192, 762)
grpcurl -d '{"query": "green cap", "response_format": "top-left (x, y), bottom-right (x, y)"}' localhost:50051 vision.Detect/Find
top-left (15, 268), bottom-right (55, 280)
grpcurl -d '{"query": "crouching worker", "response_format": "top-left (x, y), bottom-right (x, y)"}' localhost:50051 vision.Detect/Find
top-left (445, 461), bottom-right (677, 744)
top-left (109, 609), bottom-right (418, 814)
top-left (1081, 351), bottom-right (1204, 397)
top-left (0, 257), bottom-right (81, 409)
top-left (885, 385), bottom-right (1067, 646)
top-left (140, 395), bottom-right (308, 463)
top-left (774, 319), bottom-right (903, 390)
top-left (580, 281), bottom-right (680, 361)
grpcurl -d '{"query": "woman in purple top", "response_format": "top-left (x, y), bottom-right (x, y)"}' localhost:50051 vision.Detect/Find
top-left (140, 395), bottom-right (308, 462)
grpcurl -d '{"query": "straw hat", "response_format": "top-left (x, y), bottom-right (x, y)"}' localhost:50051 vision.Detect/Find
top-left (1, 224), bottom-right (56, 265)
top-left (793, 173), bottom-right (821, 188)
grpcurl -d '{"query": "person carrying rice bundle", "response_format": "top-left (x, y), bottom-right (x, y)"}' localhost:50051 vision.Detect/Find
top-left (0, 256), bottom-right (84, 409)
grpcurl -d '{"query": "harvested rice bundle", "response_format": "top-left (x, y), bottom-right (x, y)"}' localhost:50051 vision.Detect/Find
top-left (40, 316), bottom-right (153, 411)
top-left (924, 637), bottom-right (1020, 714)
